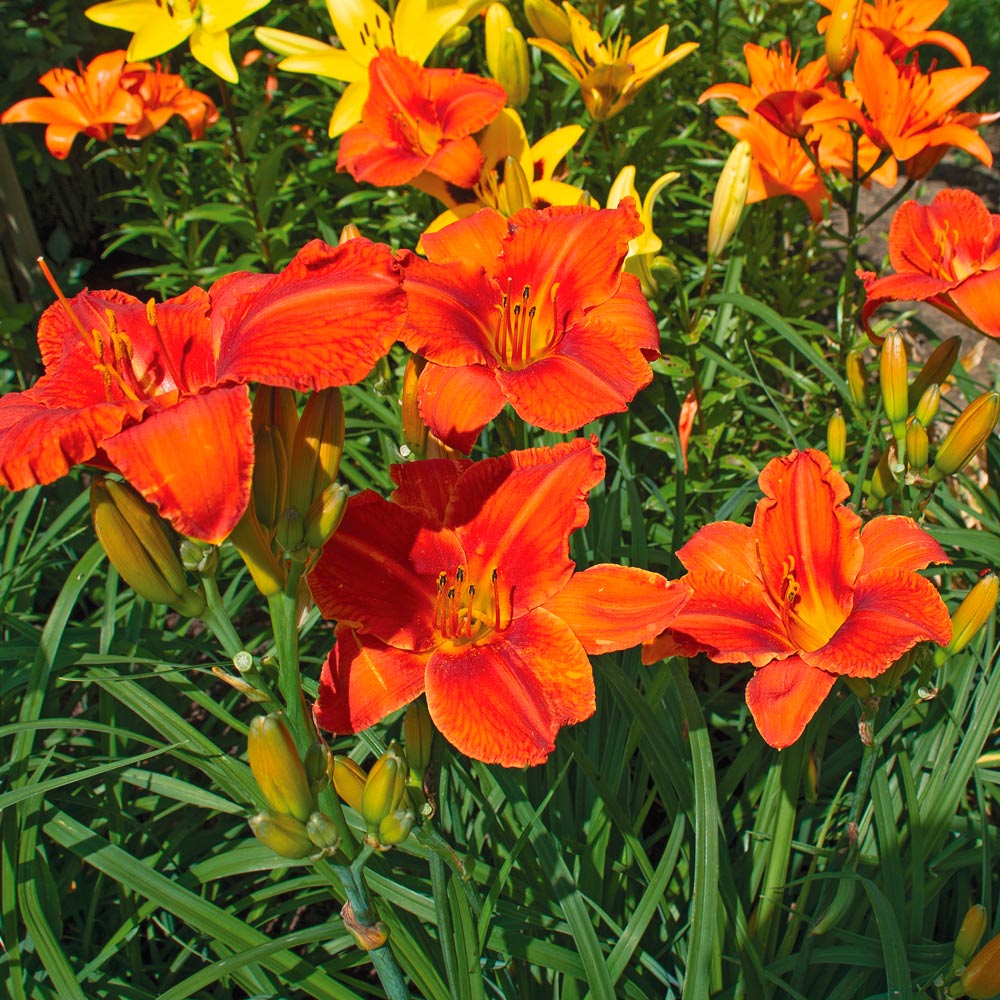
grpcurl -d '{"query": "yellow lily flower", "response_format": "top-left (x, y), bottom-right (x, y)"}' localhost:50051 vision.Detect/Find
top-left (85, 0), bottom-right (270, 84)
top-left (255, 0), bottom-right (485, 137)
top-left (419, 107), bottom-right (595, 237)
top-left (607, 165), bottom-right (679, 294)
top-left (529, 2), bottom-right (698, 121)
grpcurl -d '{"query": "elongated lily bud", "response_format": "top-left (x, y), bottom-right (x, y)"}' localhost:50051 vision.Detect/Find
top-left (929, 391), bottom-right (1000, 483)
top-left (496, 25), bottom-right (531, 107)
top-left (230, 510), bottom-right (285, 596)
top-left (250, 812), bottom-right (314, 858)
top-left (846, 349), bottom-right (868, 411)
top-left (707, 141), bottom-right (752, 258)
top-left (304, 483), bottom-right (349, 552)
top-left (486, 4), bottom-right (515, 74)
top-left (251, 385), bottom-right (298, 443)
top-left (90, 479), bottom-right (205, 617)
top-left (252, 425), bottom-right (288, 533)
top-left (909, 335), bottom-right (960, 409)
top-left (915, 383), bottom-right (941, 427)
top-left (339, 223), bottom-right (362, 244)
top-left (287, 387), bottom-right (345, 519)
top-left (879, 330), bottom-right (909, 438)
top-left (402, 354), bottom-right (429, 456)
top-left (953, 905), bottom-right (989, 976)
top-left (869, 449), bottom-right (899, 500)
top-left (378, 806), bottom-right (416, 847)
top-left (305, 811), bottom-right (341, 854)
top-left (362, 742), bottom-right (410, 847)
top-left (332, 756), bottom-right (368, 813)
top-left (825, 0), bottom-right (864, 75)
top-left (906, 419), bottom-right (929, 470)
top-left (524, 0), bottom-right (571, 44)
top-left (247, 714), bottom-right (316, 823)
top-left (275, 506), bottom-right (306, 557)
top-left (440, 24), bottom-right (471, 48)
top-left (403, 700), bottom-right (434, 786)
top-left (304, 742), bottom-right (330, 797)
top-left (960, 932), bottom-right (1000, 998)
top-left (827, 410), bottom-right (846, 468)
top-left (502, 155), bottom-right (533, 214)
top-left (936, 573), bottom-right (998, 665)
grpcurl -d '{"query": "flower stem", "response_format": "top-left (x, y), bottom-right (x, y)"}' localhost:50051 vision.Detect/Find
top-left (266, 559), bottom-right (312, 755)
top-left (198, 573), bottom-right (245, 659)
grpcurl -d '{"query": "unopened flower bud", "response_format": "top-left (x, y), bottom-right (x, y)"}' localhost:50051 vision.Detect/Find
top-left (179, 539), bottom-right (217, 575)
top-left (304, 483), bottom-right (348, 551)
top-left (304, 742), bottom-right (330, 797)
top-left (287, 387), bottom-right (345, 519)
top-left (960, 932), bottom-right (1000, 999)
top-left (305, 811), bottom-right (341, 853)
top-left (440, 24), bottom-right (471, 48)
top-left (491, 23), bottom-right (530, 107)
top-left (869, 449), bottom-right (899, 501)
top-left (707, 140), bottom-right (752, 258)
top-left (332, 755), bottom-right (368, 813)
top-left (486, 3), bottom-right (516, 76)
top-left (252, 425), bottom-right (288, 532)
top-left (90, 479), bottom-right (205, 617)
top-left (524, 0), bottom-right (571, 43)
top-left (229, 510), bottom-right (285, 597)
top-left (401, 354), bottom-right (429, 456)
top-left (937, 573), bottom-right (998, 665)
top-left (909, 335), bottom-right (960, 409)
top-left (906, 419), bottom-right (929, 470)
top-left (953, 904), bottom-right (989, 976)
top-left (825, 0), bottom-right (864, 75)
top-left (250, 812), bottom-right (314, 859)
top-left (879, 330), bottom-right (910, 437)
top-left (502, 154), bottom-right (533, 214)
top-left (403, 699), bottom-right (434, 785)
top-left (846, 349), bottom-right (868, 411)
top-left (275, 506), bottom-right (306, 557)
top-left (929, 392), bottom-right (1000, 483)
top-left (827, 410), bottom-right (846, 468)
top-left (361, 742), bottom-right (407, 839)
top-left (247, 714), bottom-right (316, 823)
top-left (339, 223), bottom-right (362, 244)
top-left (251, 385), bottom-right (298, 442)
top-left (914, 383), bottom-right (941, 427)
top-left (378, 806), bottom-right (416, 846)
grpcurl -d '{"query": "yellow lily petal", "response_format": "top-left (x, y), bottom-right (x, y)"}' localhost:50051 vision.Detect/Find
top-left (481, 108), bottom-right (530, 170)
top-left (327, 0), bottom-right (393, 67)
top-left (328, 79), bottom-right (369, 138)
top-left (531, 178), bottom-right (595, 208)
top-left (530, 124), bottom-right (584, 180)
top-left (127, 9), bottom-right (196, 61)
top-left (396, 0), bottom-right (469, 62)
top-left (273, 48), bottom-right (366, 83)
top-left (201, 0), bottom-right (269, 32)
top-left (189, 24), bottom-right (239, 83)
top-left (628, 24), bottom-right (669, 70)
top-left (86, 0), bottom-right (169, 32)
top-left (255, 26), bottom-right (335, 58)
top-left (528, 36), bottom-right (585, 82)
top-left (608, 165), bottom-right (639, 207)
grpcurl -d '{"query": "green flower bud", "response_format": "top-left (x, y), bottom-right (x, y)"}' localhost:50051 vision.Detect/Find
top-left (524, 0), bottom-right (571, 43)
top-left (90, 478), bottom-right (205, 617)
top-left (287, 387), bottom-right (345, 519)
top-left (868, 449), bottom-right (899, 501)
top-left (304, 483), bottom-right (349, 552)
top-left (362, 742), bottom-right (407, 839)
top-left (929, 391), bottom-right (1000, 483)
top-left (846, 349), bottom-right (868, 411)
top-left (953, 904), bottom-right (989, 976)
top-left (332, 755), bottom-right (368, 813)
top-left (304, 742), bottom-right (330, 797)
top-left (249, 812), bottom-right (314, 859)
top-left (403, 699), bottom-right (434, 786)
top-left (707, 141), bottom-right (752, 258)
top-left (879, 330), bottom-right (909, 437)
top-left (378, 806), bottom-right (416, 847)
top-left (914, 383), bottom-right (941, 427)
top-left (909, 335), bottom-right (960, 410)
top-left (937, 573), bottom-right (999, 665)
top-left (305, 811), bottom-right (341, 853)
top-left (247, 714), bottom-right (316, 823)
top-left (827, 410), bottom-right (846, 468)
top-left (906, 418), bottom-right (929, 471)
top-left (252, 424), bottom-right (288, 533)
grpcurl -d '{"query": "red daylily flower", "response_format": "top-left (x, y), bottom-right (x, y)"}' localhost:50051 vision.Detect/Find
top-left (1, 49), bottom-right (143, 158)
top-left (310, 438), bottom-right (690, 767)
top-left (0, 239), bottom-right (405, 543)
top-left (121, 62), bottom-right (219, 139)
top-left (398, 202), bottom-right (660, 451)
top-left (337, 48), bottom-right (506, 189)
top-left (643, 449), bottom-right (951, 749)
top-left (860, 188), bottom-right (1000, 339)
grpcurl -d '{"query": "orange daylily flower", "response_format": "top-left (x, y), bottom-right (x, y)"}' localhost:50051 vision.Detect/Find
top-left (398, 202), bottom-right (660, 451)
top-left (310, 438), bottom-right (691, 766)
top-left (337, 48), bottom-right (506, 189)
top-left (802, 31), bottom-right (994, 172)
top-left (121, 63), bottom-right (220, 140)
top-left (1, 50), bottom-right (143, 159)
top-left (860, 188), bottom-right (1000, 340)
top-left (815, 0), bottom-right (972, 67)
top-left (0, 239), bottom-right (406, 543)
top-left (643, 449), bottom-right (951, 749)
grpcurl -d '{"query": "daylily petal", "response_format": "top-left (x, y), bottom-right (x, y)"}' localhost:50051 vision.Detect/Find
top-left (338, 121), bottom-right (430, 185)
top-left (418, 207), bottom-right (508, 268)
top-left (101, 385), bottom-right (253, 543)
top-left (424, 135), bottom-right (486, 188)
top-left (859, 515), bottom-right (950, 576)
top-left (543, 564), bottom-right (691, 654)
top-left (947, 269), bottom-right (1000, 339)
top-left (211, 238), bottom-right (405, 390)
top-left (446, 438), bottom-right (604, 619)
top-left (676, 520), bottom-right (757, 581)
top-left (389, 457), bottom-right (472, 528)
top-left (425, 607), bottom-right (595, 766)
top-left (803, 567), bottom-right (952, 677)
top-left (417, 362), bottom-right (505, 453)
top-left (314, 626), bottom-right (429, 734)
top-left (2, 97), bottom-right (93, 128)
top-left (641, 627), bottom-right (706, 663)
top-left (745, 657), bottom-right (837, 749)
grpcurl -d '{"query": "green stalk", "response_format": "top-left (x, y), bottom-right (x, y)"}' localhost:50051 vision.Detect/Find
top-left (198, 573), bottom-right (245, 659)
top-left (429, 849), bottom-right (461, 997)
top-left (266, 560), bottom-right (312, 755)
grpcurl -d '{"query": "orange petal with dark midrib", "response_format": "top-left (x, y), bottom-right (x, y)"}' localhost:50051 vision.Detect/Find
top-left (424, 608), bottom-right (595, 767)
top-left (859, 515), bottom-right (949, 576)
top-left (417, 361), bottom-right (505, 453)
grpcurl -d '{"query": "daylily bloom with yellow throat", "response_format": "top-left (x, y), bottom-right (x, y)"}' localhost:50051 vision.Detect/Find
top-left (643, 449), bottom-right (952, 749)
top-left (0, 239), bottom-right (405, 543)
top-left (1, 50), bottom-right (144, 159)
top-left (398, 202), bottom-right (660, 452)
top-left (310, 438), bottom-right (691, 766)
top-left (86, 0), bottom-right (270, 84)
top-left (529, 2), bottom-right (697, 121)
top-left (255, 0), bottom-right (483, 137)
top-left (860, 188), bottom-right (1000, 340)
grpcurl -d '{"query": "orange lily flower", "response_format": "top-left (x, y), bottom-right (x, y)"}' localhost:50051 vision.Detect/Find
top-left (860, 188), bottom-right (1000, 340)
top-left (816, 0), bottom-right (972, 67)
top-left (310, 438), bottom-right (690, 766)
top-left (0, 239), bottom-right (405, 543)
top-left (398, 202), bottom-right (660, 451)
top-left (802, 31), bottom-right (993, 171)
top-left (643, 449), bottom-right (951, 749)
top-left (337, 48), bottom-right (506, 189)
top-left (1, 50), bottom-right (143, 159)
top-left (121, 63), bottom-right (220, 140)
